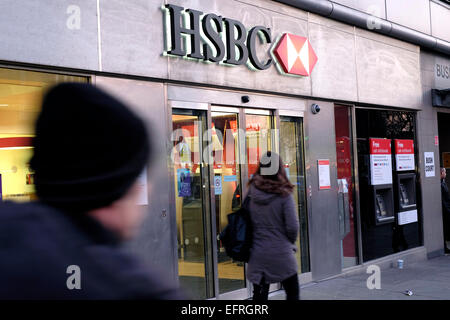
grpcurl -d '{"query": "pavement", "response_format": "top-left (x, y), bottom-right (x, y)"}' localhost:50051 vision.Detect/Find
top-left (269, 254), bottom-right (450, 300)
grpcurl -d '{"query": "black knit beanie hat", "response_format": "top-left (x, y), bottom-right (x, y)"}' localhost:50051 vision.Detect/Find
top-left (30, 83), bottom-right (150, 212)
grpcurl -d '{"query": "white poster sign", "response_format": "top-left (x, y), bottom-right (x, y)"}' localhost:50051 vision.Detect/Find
top-left (370, 155), bottom-right (393, 185)
top-left (369, 139), bottom-right (393, 185)
top-left (318, 159), bottom-right (331, 190)
top-left (136, 168), bottom-right (148, 206)
top-left (396, 154), bottom-right (415, 171)
top-left (424, 152), bottom-right (435, 178)
top-left (398, 209), bottom-right (418, 225)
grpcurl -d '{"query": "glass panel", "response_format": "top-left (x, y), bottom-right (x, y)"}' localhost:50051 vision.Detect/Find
top-left (280, 117), bottom-right (310, 273)
top-left (246, 114), bottom-right (272, 178)
top-left (356, 109), bottom-right (420, 262)
top-left (334, 105), bottom-right (358, 268)
top-left (211, 111), bottom-right (245, 294)
top-left (172, 110), bottom-right (209, 299)
top-left (0, 68), bottom-right (86, 203)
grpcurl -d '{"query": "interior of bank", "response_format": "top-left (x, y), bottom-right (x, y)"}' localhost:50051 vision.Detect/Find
top-left (0, 68), bottom-right (85, 202)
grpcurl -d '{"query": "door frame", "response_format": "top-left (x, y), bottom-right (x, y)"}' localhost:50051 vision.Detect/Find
top-left (167, 84), bottom-right (308, 300)
top-left (333, 103), bottom-right (363, 268)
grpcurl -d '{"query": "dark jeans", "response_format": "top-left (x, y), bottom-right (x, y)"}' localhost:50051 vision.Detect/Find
top-left (252, 273), bottom-right (299, 301)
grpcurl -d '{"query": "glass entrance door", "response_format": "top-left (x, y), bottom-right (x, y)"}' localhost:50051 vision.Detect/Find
top-left (171, 109), bottom-right (213, 299)
top-left (279, 116), bottom-right (310, 273)
top-left (213, 107), bottom-right (274, 297)
top-left (334, 105), bottom-right (358, 268)
top-left (211, 109), bottom-right (246, 295)
top-left (171, 103), bottom-right (309, 299)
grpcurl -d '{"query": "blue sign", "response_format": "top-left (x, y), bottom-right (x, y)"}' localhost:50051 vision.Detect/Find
top-left (214, 176), bottom-right (222, 195)
top-left (177, 169), bottom-right (192, 197)
top-left (223, 175), bottom-right (237, 182)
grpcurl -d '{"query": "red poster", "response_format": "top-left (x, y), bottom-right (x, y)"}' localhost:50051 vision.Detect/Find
top-left (369, 138), bottom-right (393, 185)
top-left (230, 120), bottom-right (237, 133)
top-left (369, 138), bottom-right (391, 155)
top-left (394, 139), bottom-right (415, 171)
top-left (395, 139), bottom-right (414, 154)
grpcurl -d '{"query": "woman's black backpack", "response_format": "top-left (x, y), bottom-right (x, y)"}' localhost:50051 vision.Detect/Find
top-left (219, 195), bottom-right (252, 262)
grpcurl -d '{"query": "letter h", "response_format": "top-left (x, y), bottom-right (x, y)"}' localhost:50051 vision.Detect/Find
top-left (165, 4), bottom-right (203, 59)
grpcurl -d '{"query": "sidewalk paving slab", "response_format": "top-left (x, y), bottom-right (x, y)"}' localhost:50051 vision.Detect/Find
top-left (268, 254), bottom-right (450, 300)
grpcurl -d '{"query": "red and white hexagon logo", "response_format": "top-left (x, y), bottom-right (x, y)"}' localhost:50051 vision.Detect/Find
top-left (273, 33), bottom-right (318, 76)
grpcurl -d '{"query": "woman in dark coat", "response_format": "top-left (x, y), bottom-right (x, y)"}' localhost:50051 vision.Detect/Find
top-left (246, 151), bottom-right (300, 300)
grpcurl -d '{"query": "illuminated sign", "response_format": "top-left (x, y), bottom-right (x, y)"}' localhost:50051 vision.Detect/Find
top-left (163, 4), bottom-right (317, 76)
top-left (273, 33), bottom-right (318, 76)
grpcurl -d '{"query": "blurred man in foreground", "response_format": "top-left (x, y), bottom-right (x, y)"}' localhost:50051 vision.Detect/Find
top-left (0, 83), bottom-right (183, 299)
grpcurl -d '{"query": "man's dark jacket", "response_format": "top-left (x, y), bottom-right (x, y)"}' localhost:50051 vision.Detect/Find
top-left (0, 201), bottom-right (183, 300)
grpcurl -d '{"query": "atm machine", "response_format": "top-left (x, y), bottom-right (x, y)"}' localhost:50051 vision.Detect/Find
top-left (368, 138), bottom-right (395, 225)
top-left (393, 139), bottom-right (418, 226)
top-left (372, 185), bottom-right (395, 225)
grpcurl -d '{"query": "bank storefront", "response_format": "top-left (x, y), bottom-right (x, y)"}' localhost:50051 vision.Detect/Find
top-left (0, 0), bottom-right (443, 300)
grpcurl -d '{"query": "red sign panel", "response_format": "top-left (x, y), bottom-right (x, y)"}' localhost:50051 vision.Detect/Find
top-left (369, 138), bottom-right (391, 155)
top-left (395, 139), bottom-right (414, 155)
top-left (0, 137), bottom-right (33, 148)
top-left (394, 139), bottom-right (415, 171)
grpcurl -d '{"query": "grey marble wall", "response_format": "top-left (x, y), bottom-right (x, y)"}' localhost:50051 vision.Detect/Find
top-left (303, 100), bottom-right (342, 280)
top-left (430, 1), bottom-right (450, 43)
top-left (386, 0), bottom-right (431, 35)
top-left (0, 0), bottom-right (99, 70)
top-left (0, 0), bottom-right (424, 110)
top-left (418, 50), bottom-right (449, 258)
top-left (331, 0), bottom-right (386, 18)
top-left (332, 0), bottom-right (450, 44)
top-left (95, 77), bottom-right (177, 281)
top-left (99, 0), bottom-right (168, 78)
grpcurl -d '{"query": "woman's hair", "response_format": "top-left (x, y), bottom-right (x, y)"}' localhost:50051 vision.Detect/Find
top-left (256, 151), bottom-right (284, 180)
top-left (248, 151), bottom-right (294, 195)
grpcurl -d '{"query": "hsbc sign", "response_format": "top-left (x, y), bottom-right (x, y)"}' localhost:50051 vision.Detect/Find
top-left (273, 33), bottom-right (318, 76)
top-left (163, 4), bottom-right (318, 77)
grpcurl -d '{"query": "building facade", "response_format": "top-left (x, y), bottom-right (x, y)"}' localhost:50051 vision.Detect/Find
top-left (0, 0), bottom-right (449, 299)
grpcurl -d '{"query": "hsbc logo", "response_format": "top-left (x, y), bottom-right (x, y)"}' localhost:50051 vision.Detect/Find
top-left (273, 33), bottom-right (318, 76)
top-left (163, 4), bottom-right (318, 77)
